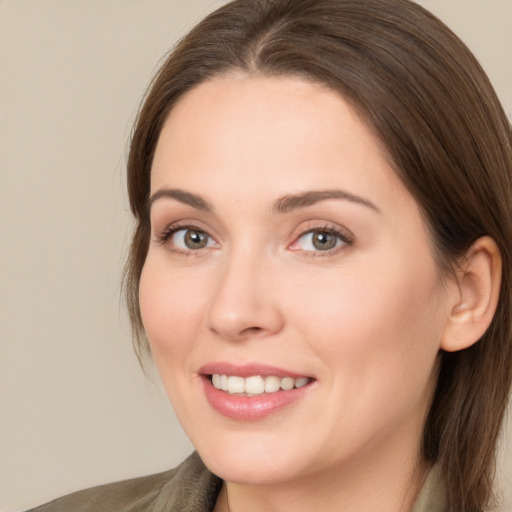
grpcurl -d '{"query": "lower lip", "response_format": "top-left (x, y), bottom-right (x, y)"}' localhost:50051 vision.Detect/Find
top-left (202, 376), bottom-right (313, 421)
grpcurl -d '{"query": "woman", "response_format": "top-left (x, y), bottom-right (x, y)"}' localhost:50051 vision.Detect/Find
top-left (29, 0), bottom-right (512, 511)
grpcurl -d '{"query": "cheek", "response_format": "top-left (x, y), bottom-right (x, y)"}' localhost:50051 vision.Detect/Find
top-left (286, 255), bottom-right (445, 397)
top-left (138, 257), bottom-right (206, 364)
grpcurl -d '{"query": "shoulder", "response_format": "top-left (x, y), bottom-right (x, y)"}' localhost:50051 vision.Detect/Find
top-left (26, 452), bottom-right (222, 512)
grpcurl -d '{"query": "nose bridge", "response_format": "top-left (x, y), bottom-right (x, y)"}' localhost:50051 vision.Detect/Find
top-left (207, 243), bottom-right (283, 341)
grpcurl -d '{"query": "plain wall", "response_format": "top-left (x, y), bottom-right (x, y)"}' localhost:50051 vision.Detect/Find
top-left (1, 1), bottom-right (511, 510)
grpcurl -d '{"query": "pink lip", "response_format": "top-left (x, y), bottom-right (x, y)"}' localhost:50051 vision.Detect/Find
top-left (198, 362), bottom-right (314, 421)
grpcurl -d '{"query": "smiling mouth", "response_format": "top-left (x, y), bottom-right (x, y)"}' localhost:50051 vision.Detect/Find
top-left (210, 374), bottom-right (312, 396)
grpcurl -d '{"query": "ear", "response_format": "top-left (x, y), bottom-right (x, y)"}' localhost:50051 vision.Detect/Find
top-left (441, 236), bottom-right (502, 352)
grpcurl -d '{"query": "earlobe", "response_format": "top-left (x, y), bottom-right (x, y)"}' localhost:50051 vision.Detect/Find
top-left (441, 236), bottom-right (502, 352)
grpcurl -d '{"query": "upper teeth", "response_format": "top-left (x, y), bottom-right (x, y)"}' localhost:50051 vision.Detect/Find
top-left (211, 374), bottom-right (310, 395)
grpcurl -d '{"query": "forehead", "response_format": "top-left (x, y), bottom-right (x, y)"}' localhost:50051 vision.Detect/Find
top-left (156, 74), bottom-right (352, 158)
top-left (150, 74), bottom-right (416, 216)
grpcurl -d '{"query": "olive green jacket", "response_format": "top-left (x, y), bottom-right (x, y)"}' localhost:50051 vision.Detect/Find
top-left (27, 452), bottom-right (446, 512)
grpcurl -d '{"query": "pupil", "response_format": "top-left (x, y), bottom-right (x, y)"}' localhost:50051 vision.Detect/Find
top-left (313, 232), bottom-right (336, 250)
top-left (185, 230), bottom-right (207, 249)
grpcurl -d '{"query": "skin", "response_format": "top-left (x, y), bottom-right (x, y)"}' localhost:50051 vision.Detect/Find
top-left (139, 74), bottom-right (458, 512)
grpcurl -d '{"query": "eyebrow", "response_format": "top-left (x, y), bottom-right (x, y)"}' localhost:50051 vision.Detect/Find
top-left (273, 190), bottom-right (381, 214)
top-left (149, 188), bottom-right (213, 212)
top-left (148, 187), bottom-right (380, 214)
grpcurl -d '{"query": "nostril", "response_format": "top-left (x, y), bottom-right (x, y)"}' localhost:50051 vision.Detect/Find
top-left (242, 326), bottom-right (264, 335)
top-left (236, 326), bottom-right (269, 340)
top-left (209, 324), bottom-right (266, 341)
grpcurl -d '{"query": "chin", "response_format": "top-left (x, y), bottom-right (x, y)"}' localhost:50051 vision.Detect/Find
top-left (188, 425), bottom-right (319, 486)
top-left (201, 449), bottom-right (299, 485)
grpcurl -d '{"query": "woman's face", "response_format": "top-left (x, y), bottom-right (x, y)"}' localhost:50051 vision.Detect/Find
top-left (140, 75), bottom-right (451, 486)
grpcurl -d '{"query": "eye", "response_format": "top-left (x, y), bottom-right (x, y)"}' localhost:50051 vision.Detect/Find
top-left (174, 228), bottom-right (212, 249)
top-left (158, 226), bottom-right (217, 252)
top-left (290, 227), bottom-right (352, 253)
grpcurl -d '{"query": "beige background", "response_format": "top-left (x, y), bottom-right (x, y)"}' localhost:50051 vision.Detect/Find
top-left (1, 1), bottom-right (510, 511)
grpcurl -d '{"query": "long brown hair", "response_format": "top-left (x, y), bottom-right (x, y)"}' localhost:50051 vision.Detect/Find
top-left (124, 1), bottom-right (512, 510)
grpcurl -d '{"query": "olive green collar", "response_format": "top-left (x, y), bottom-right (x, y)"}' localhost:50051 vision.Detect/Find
top-left (411, 465), bottom-right (447, 512)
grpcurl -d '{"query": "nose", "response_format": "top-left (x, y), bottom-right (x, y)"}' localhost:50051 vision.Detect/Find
top-left (207, 250), bottom-right (284, 342)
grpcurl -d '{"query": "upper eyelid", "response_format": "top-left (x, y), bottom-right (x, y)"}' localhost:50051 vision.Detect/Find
top-left (293, 222), bottom-right (354, 242)
top-left (155, 219), bottom-right (213, 237)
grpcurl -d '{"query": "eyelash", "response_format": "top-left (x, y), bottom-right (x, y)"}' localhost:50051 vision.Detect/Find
top-left (154, 222), bottom-right (354, 257)
top-left (290, 224), bottom-right (354, 257)
top-left (155, 222), bottom-right (213, 257)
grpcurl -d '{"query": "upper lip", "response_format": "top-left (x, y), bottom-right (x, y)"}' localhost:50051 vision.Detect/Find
top-left (198, 362), bottom-right (312, 379)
